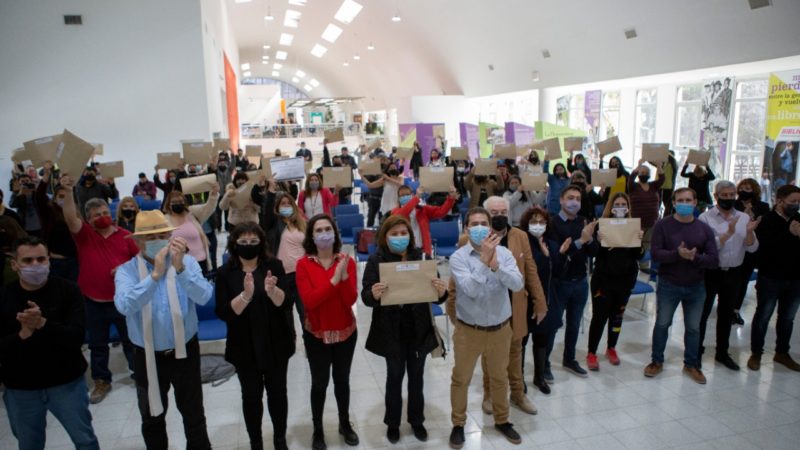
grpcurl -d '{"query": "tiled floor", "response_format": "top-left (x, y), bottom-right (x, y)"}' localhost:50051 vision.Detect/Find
top-left (2, 246), bottom-right (798, 449)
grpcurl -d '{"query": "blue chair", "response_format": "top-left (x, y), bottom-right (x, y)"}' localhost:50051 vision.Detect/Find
top-left (333, 204), bottom-right (359, 217)
top-left (431, 303), bottom-right (450, 349)
top-left (83, 324), bottom-right (120, 344)
top-left (430, 221), bottom-right (460, 258)
top-left (336, 213), bottom-right (364, 245)
top-left (631, 280), bottom-right (655, 311)
top-left (140, 199), bottom-right (162, 211)
top-left (222, 252), bottom-right (230, 265)
top-left (196, 291), bottom-right (227, 341)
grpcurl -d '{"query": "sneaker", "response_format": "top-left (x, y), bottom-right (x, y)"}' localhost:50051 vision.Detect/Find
top-left (586, 353), bottom-right (599, 371)
top-left (511, 395), bottom-right (538, 415)
top-left (312, 428), bottom-right (326, 450)
top-left (481, 397), bottom-right (493, 415)
top-left (89, 380), bottom-right (111, 404)
top-left (386, 426), bottom-right (400, 444)
top-left (715, 353), bottom-right (741, 371)
top-left (747, 353), bottom-right (761, 371)
top-left (338, 422), bottom-right (359, 446)
top-left (494, 422), bottom-right (522, 445)
top-left (449, 426), bottom-right (465, 449)
top-left (563, 360), bottom-right (588, 378)
top-left (643, 362), bottom-right (663, 378)
top-left (774, 352), bottom-right (800, 372)
top-left (411, 424), bottom-right (428, 442)
top-left (533, 376), bottom-right (551, 395)
top-left (606, 348), bottom-right (621, 366)
top-left (732, 312), bottom-right (745, 325)
top-left (683, 366), bottom-right (707, 384)
top-left (543, 365), bottom-right (555, 383)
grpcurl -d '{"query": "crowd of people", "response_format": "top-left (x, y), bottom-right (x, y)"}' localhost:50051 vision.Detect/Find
top-left (0, 140), bottom-right (798, 450)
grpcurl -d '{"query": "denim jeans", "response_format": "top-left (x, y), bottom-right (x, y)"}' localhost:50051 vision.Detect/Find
top-left (553, 277), bottom-right (589, 363)
top-left (85, 298), bottom-right (135, 381)
top-left (3, 376), bottom-right (99, 450)
top-left (651, 279), bottom-right (706, 368)
top-left (751, 275), bottom-right (800, 355)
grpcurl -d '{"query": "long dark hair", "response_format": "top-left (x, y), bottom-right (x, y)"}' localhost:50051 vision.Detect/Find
top-left (226, 221), bottom-right (272, 269)
top-left (302, 214), bottom-right (342, 255)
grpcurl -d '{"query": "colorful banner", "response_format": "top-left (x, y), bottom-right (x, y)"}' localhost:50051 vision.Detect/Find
top-left (556, 96), bottom-right (570, 127)
top-left (504, 122), bottom-right (536, 146)
top-left (399, 123), bottom-right (416, 148)
top-left (535, 121), bottom-right (587, 168)
top-left (764, 71), bottom-right (800, 191)
top-left (699, 77), bottom-right (735, 173)
top-left (479, 122), bottom-right (504, 158)
top-left (584, 90), bottom-right (602, 133)
top-left (416, 123), bottom-right (444, 164)
top-left (459, 123), bottom-right (480, 160)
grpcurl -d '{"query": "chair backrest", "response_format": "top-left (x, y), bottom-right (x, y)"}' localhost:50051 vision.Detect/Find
top-left (429, 221), bottom-right (459, 247)
top-left (196, 291), bottom-right (218, 322)
top-left (140, 199), bottom-right (162, 211)
top-left (336, 214), bottom-right (364, 237)
top-left (333, 204), bottom-right (359, 217)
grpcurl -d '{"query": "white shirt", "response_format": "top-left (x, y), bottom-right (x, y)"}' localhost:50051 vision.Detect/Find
top-left (409, 209), bottom-right (422, 248)
top-left (304, 193), bottom-right (324, 218)
top-left (698, 207), bottom-right (759, 268)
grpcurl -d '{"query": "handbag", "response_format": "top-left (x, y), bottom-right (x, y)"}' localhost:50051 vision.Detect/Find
top-left (356, 228), bottom-right (377, 254)
top-left (428, 304), bottom-right (447, 359)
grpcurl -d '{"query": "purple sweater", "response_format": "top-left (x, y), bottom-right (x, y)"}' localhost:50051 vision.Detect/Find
top-left (651, 215), bottom-right (719, 286)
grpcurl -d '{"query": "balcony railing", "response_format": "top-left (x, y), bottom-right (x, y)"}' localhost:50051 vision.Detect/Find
top-left (241, 122), bottom-right (364, 139)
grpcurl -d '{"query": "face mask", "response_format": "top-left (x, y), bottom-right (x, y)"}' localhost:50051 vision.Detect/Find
top-left (784, 203), bottom-right (800, 216)
top-left (457, 167), bottom-right (466, 173)
top-left (468, 225), bottom-right (490, 246)
top-left (218, 164), bottom-right (228, 171)
top-left (675, 203), bottom-right (695, 217)
top-left (387, 170), bottom-right (399, 177)
top-left (237, 244), bottom-right (261, 260)
top-left (564, 199), bottom-right (581, 215)
top-left (717, 199), bottom-right (735, 210)
top-left (235, 181), bottom-right (245, 188)
top-left (611, 207), bottom-right (628, 218)
top-left (19, 264), bottom-right (49, 286)
top-left (169, 176), bottom-right (177, 183)
top-left (314, 231), bottom-right (335, 249)
top-left (145, 239), bottom-right (169, 260)
top-left (387, 235), bottom-right (410, 253)
top-left (93, 215), bottom-right (113, 229)
top-left (85, 174), bottom-right (96, 183)
top-left (121, 209), bottom-right (136, 219)
top-left (55, 198), bottom-right (65, 207)
top-left (139, 179), bottom-right (147, 185)
top-left (738, 191), bottom-right (753, 201)
top-left (509, 185), bottom-right (518, 192)
top-left (528, 224), bottom-right (546, 237)
top-left (309, 181), bottom-right (320, 190)
top-left (398, 194), bottom-right (413, 207)
top-left (638, 174), bottom-right (651, 183)
top-left (171, 204), bottom-right (186, 214)
top-left (278, 206), bottom-right (294, 217)
top-left (491, 215), bottom-right (508, 231)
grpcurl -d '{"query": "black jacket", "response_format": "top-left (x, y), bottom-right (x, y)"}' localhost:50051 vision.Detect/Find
top-left (361, 247), bottom-right (446, 358)
top-left (250, 188), bottom-right (288, 256)
top-left (591, 226), bottom-right (644, 295)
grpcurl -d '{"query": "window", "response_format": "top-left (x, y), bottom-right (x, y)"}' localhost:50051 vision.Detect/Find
top-left (674, 84), bottom-right (703, 152)
top-left (599, 91), bottom-right (620, 142)
top-left (729, 79), bottom-right (768, 182)
top-left (633, 89), bottom-right (658, 165)
top-left (568, 94), bottom-right (585, 130)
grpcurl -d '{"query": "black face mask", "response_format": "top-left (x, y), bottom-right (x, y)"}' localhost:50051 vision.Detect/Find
top-left (235, 181), bottom-right (246, 188)
top-left (121, 209), bottom-right (136, 219)
top-left (491, 215), bottom-right (509, 232)
top-left (387, 170), bottom-right (399, 177)
top-left (717, 198), bottom-right (735, 210)
top-left (218, 164), bottom-right (228, 171)
top-left (237, 244), bottom-right (261, 260)
top-left (638, 174), bottom-right (651, 183)
top-left (139, 179), bottom-right (147, 185)
top-left (85, 175), bottom-right (96, 183)
top-left (738, 191), bottom-right (753, 201)
top-left (171, 204), bottom-right (186, 214)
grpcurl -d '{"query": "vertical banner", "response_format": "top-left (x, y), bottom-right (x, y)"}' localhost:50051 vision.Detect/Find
top-left (700, 77), bottom-right (735, 173)
top-left (223, 52), bottom-right (240, 153)
top-left (584, 90), bottom-right (602, 157)
top-left (535, 121), bottom-right (587, 168)
top-left (504, 122), bottom-right (536, 146)
top-left (764, 71), bottom-right (800, 192)
top-left (556, 96), bottom-right (570, 127)
top-left (459, 123), bottom-right (480, 160)
top-left (479, 122), bottom-right (504, 158)
top-left (398, 124), bottom-right (417, 177)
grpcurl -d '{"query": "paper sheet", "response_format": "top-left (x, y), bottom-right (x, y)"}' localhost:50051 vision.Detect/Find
top-left (22, 134), bottom-right (63, 166)
top-left (686, 149), bottom-right (711, 167)
top-left (245, 145), bottom-right (262, 158)
top-left (419, 166), bottom-right (454, 193)
top-left (395, 147), bottom-right (414, 160)
top-left (592, 169), bottom-right (618, 188)
top-left (157, 152), bottom-right (184, 169)
top-left (564, 137), bottom-right (585, 153)
top-left (642, 143), bottom-right (669, 164)
top-left (543, 138), bottom-right (562, 160)
top-left (324, 127), bottom-right (345, 143)
top-left (182, 142), bottom-right (213, 165)
top-left (521, 172), bottom-right (547, 191)
top-left (359, 160), bottom-right (383, 176)
top-left (97, 161), bottom-right (124, 179)
top-left (450, 147), bottom-right (469, 161)
top-left (597, 136), bottom-right (622, 157)
top-left (598, 218), bottom-right (642, 248)
top-left (322, 166), bottom-right (353, 188)
top-left (265, 157), bottom-right (306, 181)
top-left (180, 174), bottom-right (218, 195)
top-left (58, 130), bottom-right (95, 177)
top-left (494, 143), bottom-right (518, 160)
top-left (473, 158), bottom-right (498, 176)
top-left (379, 260), bottom-right (439, 305)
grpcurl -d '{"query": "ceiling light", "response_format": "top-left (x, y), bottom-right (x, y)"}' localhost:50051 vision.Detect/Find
top-left (353, 54), bottom-right (361, 60)
top-left (292, 77), bottom-right (300, 83)
top-left (261, 61), bottom-right (269, 65)
top-left (310, 44), bottom-right (327, 58)
top-left (391, 13), bottom-right (401, 22)
top-left (262, 54), bottom-right (270, 59)
top-left (322, 23), bottom-right (343, 43)
top-left (624, 28), bottom-right (637, 39)
top-left (272, 71), bottom-right (280, 77)
top-left (275, 50), bottom-right (288, 60)
top-left (367, 42), bottom-right (375, 50)
top-left (262, 44), bottom-right (271, 49)
top-left (273, 63), bottom-right (283, 69)
top-left (531, 71), bottom-right (540, 82)
top-left (296, 70), bottom-right (306, 78)
top-left (310, 78), bottom-right (320, 87)
top-left (240, 63), bottom-right (250, 71)
top-left (542, 49), bottom-right (551, 58)
top-left (343, 61), bottom-right (349, 67)
top-left (284, 9), bottom-right (301, 28)
top-left (288, 0), bottom-right (307, 5)
top-left (264, 6), bottom-right (274, 21)
top-left (334, 0), bottom-right (363, 24)
top-left (279, 33), bottom-right (294, 46)
top-left (243, 71), bottom-right (252, 77)
top-left (304, 85), bottom-right (313, 92)
top-left (234, 0), bottom-right (252, 3)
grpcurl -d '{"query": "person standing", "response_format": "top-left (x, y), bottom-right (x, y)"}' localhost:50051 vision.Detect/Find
top-left (697, 181), bottom-right (759, 371)
top-left (748, 184), bottom-right (800, 372)
top-left (681, 163), bottom-right (715, 212)
top-left (115, 197), bottom-right (140, 233)
top-left (0, 236), bottom-right (99, 450)
top-left (162, 188), bottom-right (220, 277)
top-left (391, 185), bottom-right (457, 257)
top-left (732, 178), bottom-right (771, 325)
top-left (503, 175), bottom-right (535, 227)
top-left (34, 165), bottom-right (79, 282)
top-left (74, 166), bottom-right (119, 218)
top-left (629, 159), bottom-right (665, 261)
top-left (543, 161), bottom-right (569, 215)
top-left (361, 215), bottom-right (448, 444)
top-left (9, 172), bottom-right (43, 236)
top-left (298, 173), bottom-right (340, 219)
top-left (60, 176), bottom-right (139, 404)
top-left (114, 210), bottom-right (213, 449)
top-left (296, 141), bottom-right (313, 161)
top-left (644, 187), bottom-right (719, 384)
top-left (132, 172), bottom-right (157, 200)
top-left (295, 215), bottom-right (360, 450)
top-left (448, 207), bottom-right (524, 449)
top-left (660, 151), bottom-right (679, 215)
top-left (380, 165), bottom-right (404, 216)
top-left (219, 172), bottom-right (260, 227)
top-left (216, 222), bottom-right (293, 450)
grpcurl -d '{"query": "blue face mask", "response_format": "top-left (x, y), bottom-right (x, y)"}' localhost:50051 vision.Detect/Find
top-left (145, 239), bottom-right (169, 260)
top-left (675, 203), bottom-right (695, 217)
top-left (387, 235), bottom-right (410, 253)
top-left (563, 199), bottom-right (581, 215)
top-left (279, 206), bottom-right (294, 217)
top-left (398, 194), bottom-right (413, 206)
top-left (468, 225), bottom-right (491, 246)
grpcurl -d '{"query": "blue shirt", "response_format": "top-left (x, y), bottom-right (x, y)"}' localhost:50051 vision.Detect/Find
top-left (114, 254), bottom-right (213, 350)
top-left (449, 243), bottom-right (524, 327)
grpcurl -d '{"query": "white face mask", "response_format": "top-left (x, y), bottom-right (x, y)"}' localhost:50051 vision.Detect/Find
top-left (528, 224), bottom-right (546, 237)
top-left (611, 207), bottom-right (628, 218)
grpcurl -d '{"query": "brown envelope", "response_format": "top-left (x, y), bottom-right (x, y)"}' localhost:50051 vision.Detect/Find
top-left (642, 143), bottom-right (669, 164)
top-left (213, 138), bottom-right (230, 152)
top-left (11, 147), bottom-right (35, 166)
top-left (543, 138), bottom-right (562, 160)
top-left (23, 134), bottom-right (63, 166)
top-left (494, 143), bottom-right (518, 160)
top-left (598, 218), bottom-right (642, 248)
top-left (366, 138), bottom-right (383, 152)
top-left (379, 260), bottom-right (439, 305)
top-left (324, 127), bottom-right (345, 143)
top-left (686, 149), bottom-right (711, 167)
top-left (229, 170), bottom-right (261, 209)
top-left (597, 136), bottom-right (622, 157)
top-left (322, 167), bottom-right (353, 188)
top-left (419, 166), bottom-right (454, 193)
top-left (182, 142), bottom-right (213, 165)
top-left (592, 169), bottom-right (618, 188)
top-left (473, 158), bottom-right (498, 176)
top-left (521, 173), bottom-right (547, 191)
top-left (158, 152), bottom-right (184, 169)
top-left (359, 159), bottom-right (383, 176)
top-left (58, 130), bottom-right (96, 177)
top-left (180, 174), bottom-right (218, 195)
top-left (93, 143), bottom-right (104, 156)
top-left (564, 137), bottom-right (585, 153)
top-left (97, 161), bottom-right (124, 179)
top-left (396, 147), bottom-right (413, 160)
top-left (450, 147), bottom-right (469, 161)
top-left (245, 145), bottom-right (262, 158)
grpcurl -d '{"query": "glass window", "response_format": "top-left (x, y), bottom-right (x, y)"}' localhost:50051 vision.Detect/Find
top-left (674, 84), bottom-right (703, 149)
top-left (730, 79), bottom-right (768, 182)
top-left (600, 91), bottom-right (620, 141)
top-left (568, 93), bottom-right (585, 130)
top-left (633, 88), bottom-right (658, 165)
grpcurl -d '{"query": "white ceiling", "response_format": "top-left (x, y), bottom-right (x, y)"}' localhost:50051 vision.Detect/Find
top-left (227, 0), bottom-right (800, 100)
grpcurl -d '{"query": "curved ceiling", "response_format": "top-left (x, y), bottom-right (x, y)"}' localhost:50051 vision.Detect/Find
top-left (228, 0), bottom-right (800, 100)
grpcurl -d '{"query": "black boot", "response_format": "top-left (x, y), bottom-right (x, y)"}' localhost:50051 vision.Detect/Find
top-left (273, 435), bottom-right (287, 450)
top-left (533, 345), bottom-right (551, 395)
top-left (338, 420), bottom-right (359, 446)
top-left (312, 423), bottom-right (326, 450)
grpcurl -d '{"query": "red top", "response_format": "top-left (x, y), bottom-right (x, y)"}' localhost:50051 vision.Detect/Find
top-left (391, 195), bottom-right (456, 255)
top-left (297, 189), bottom-right (339, 219)
top-left (295, 253), bottom-right (357, 343)
top-left (73, 222), bottom-right (140, 302)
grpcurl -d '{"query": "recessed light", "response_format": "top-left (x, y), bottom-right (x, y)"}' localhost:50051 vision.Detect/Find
top-left (343, 61), bottom-right (350, 67)
top-left (279, 33), bottom-right (294, 46)
top-left (624, 28), bottom-right (637, 39)
top-left (240, 63), bottom-right (250, 71)
top-left (272, 71), bottom-right (280, 77)
top-left (234, 0), bottom-right (252, 3)
top-left (243, 71), bottom-right (251, 77)
top-left (264, 6), bottom-right (274, 21)
top-left (531, 71), bottom-right (540, 82)
top-left (292, 77), bottom-right (299, 83)
top-left (353, 54), bottom-right (361, 60)
top-left (275, 50), bottom-right (288, 60)
top-left (391, 13), bottom-right (401, 22)
top-left (367, 42), bottom-right (375, 50)
top-left (310, 44), bottom-right (327, 58)
top-left (288, 0), bottom-right (307, 6)
top-left (310, 79), bottom-right (320, 87)
top-left (273, 63), bottom-right (283, 69)
top-left (322, 23), bottom-right (343, 43)
top-left (334, 0), bottom-right (363, 24)
top-left (262, 45), bottom-right (271, 49)
top-left (284, 9), bottom-right (301, 28)
top-left (261, 61), bottom-right (269, 65)
top-left (262, 55), bottom-right (270, 59)
top-left (296, 70), bottom-right (306, 78)
top-left (304, 84), bottom-right (312, 92)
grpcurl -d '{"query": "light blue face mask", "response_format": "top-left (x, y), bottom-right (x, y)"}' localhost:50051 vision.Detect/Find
top-left (145, 239), bottom-right (169, 260)
top-left (279, 206), bottom-right (294, 217)
top-left (468, 225), bottom-right (490, 246)
top-left (388, 235), bottom-right (410, 253)
top-left (674, 203), bottom-right (695, 217)
top-left (398, 194), bottom-right (413, 207)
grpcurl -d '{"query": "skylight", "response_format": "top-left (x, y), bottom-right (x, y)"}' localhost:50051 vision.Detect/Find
top-left (321, 24), bottom-right (343, 43)
top-left (240, 63), bottom-right (250, 71)
top-left (279, 33), bottom-right (294, 46)
top-left (309, 78), bottom-right (320, 87)
top-left (334, 0), bottom-right (363, 24)
top-left (292, 77), bottom-right (300, 83)
top-left (284, 9), bottom-right (301, 28)
top-left (243, 71), bottom-right (252, 77)
top-left (310, 44), bottom-right (328, 58)
top-left (296, 70), bottom-right (306, 78)
top-left (304, 85), bottom-right (313, 92)
top-left (273, 63), bottom-right (283, 69)
top-left (288, 0), bottom-right (307, 5)
top-left (275, 50), bottom-right (288, 60)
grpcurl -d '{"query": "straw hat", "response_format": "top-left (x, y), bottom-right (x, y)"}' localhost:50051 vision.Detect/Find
top-left (130, 210), bottom-right (176, 236)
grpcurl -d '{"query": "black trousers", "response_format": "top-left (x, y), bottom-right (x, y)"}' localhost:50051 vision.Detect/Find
top-left (237, 359), bottom-right (289, 449)
top-left (734, 252), bottom-right (757, 312)
top-left (285, 273), bottom-right (303, 326)
top-left (133, 336), bottom-right (211, 450)
top-left (205, 231), bottom-right (218, 271)
top-left (661, 188), bottom-right (674, 216)
top-left (384, 345), bottom-right (426, 428)
top-left (86, 298), bottom-right (135, 382)
top-left (699, 267), bottom-right (741, 356)
top-left (588, 288), bottom-right (631, 354)
top-left (521, 331), bottom-right (550, 381)
top-left (303, 330), bottom-right (357, 426)
top-left (366, 197), bottom-right (382, 227)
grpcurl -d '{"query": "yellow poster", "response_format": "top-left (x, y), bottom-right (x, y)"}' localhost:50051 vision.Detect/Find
top-left (764, 71), bottom-right (800, 191)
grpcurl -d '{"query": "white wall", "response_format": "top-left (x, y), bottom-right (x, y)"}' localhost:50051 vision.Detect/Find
top-left (238, 85), bottom-right (282, 125)
top-left (200, 0), bottom-right (240, 138)
top-left (0, 0), bottom-right (211, 196)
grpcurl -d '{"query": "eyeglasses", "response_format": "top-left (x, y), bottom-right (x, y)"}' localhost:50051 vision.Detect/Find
top-left (236, 239), bottom-right (261, 246)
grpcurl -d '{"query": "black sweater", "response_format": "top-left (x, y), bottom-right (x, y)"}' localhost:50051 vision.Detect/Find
top-left (0, 277), bottom-right (87, 389)
top-left (548, 213), bottom-right (599, 280)
top-left (755, 210), bottom-right (800, 281)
